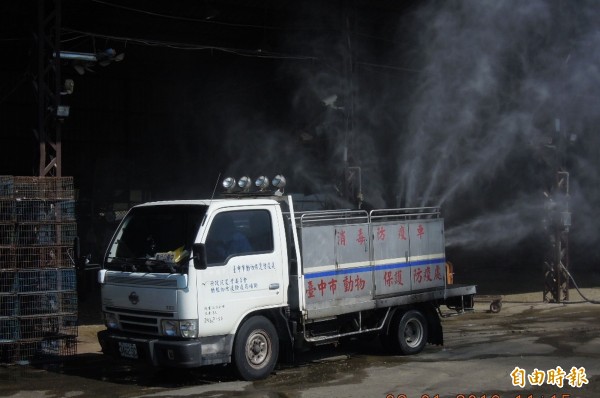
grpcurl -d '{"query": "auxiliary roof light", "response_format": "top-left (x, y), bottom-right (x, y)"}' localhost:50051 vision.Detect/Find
top-left (237, 176), bottom-right (251, 192)
top-left (222, 177), bottom-right (236, 192)
top-left (272, 175), bottom-right (286, 190)
top-left (255, 176), bottom-right (270, 191)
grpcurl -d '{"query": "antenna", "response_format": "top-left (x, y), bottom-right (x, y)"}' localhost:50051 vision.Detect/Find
top-left (210, 172), bottom-right (221, 202)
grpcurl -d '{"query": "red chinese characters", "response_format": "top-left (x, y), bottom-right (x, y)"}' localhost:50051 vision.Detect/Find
top-left (383, 270), bottom-right (404, 287)
top-left (328, 278), bottom-right (337, 295)
top-left (413, 265), bottom-right (443, 285)
top-left (376, 226), bottom-right (386, 241)
top-left (343, 275), bottom-right (354, 292)
top-left (337, 229), bottom-right (347, 246)
top-left (416, 224), bottom-right (425, 239)
top-left (398, 225), bottom-right (407, 241)
top-left (356, 228), bottom-right (366, 245)
top-left (317, 279), bottom-right (327, 296)
top-left (307, 274), bottom-right (368, 298)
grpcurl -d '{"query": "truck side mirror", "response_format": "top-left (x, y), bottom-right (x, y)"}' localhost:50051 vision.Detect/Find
top-left (192, 243), bottom-right (208, 270)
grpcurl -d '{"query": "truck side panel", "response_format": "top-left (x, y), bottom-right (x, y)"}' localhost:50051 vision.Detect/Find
top-left (299, 213), bottom-right (447, 320)
top-left (372, 219), bottom-right (446, 297)
top-left (301, 223), bottom-right (372, 313)
top-left (407, 219), bottom-right (446, 291)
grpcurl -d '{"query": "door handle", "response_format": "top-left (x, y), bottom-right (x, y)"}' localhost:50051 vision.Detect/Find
top-left (269, 283), bottom-right (280, 290)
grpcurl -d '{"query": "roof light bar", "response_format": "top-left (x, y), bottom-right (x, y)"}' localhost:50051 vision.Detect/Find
top-left (221, 174), bottom-right (287, 194)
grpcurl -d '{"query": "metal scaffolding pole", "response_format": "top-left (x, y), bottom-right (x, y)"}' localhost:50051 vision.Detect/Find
top-left (36, 0), bottom-right (62, 177)
top-left (542, 119), bottom-right (571, 303)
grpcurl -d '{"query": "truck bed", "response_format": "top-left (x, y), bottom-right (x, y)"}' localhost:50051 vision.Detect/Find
top-left (289, 207), bottom-right (474, 320)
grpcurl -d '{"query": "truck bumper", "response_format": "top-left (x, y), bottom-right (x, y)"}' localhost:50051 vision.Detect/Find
top-left (97, 330), bottom-right (233, 368)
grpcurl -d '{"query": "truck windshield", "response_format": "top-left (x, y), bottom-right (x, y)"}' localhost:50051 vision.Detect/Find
top-left (105, 204), bottom-right (207, 274)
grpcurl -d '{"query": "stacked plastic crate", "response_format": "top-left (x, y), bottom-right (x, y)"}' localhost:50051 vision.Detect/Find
top-left (0, 176), bottom-right (77, 364)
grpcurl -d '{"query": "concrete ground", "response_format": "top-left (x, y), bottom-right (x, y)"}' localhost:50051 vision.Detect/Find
top-left (1, 287), bottom-right (599, 397)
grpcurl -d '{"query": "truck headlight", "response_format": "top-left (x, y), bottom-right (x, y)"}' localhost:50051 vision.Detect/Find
top-left (161, 320), bottom-right (198, 338)
top-left (179, 320), bottom-right (198, 338)
top-left (104, 312), bottom-right (119, 329)
top-left (162, 320), bottom-right (178, 337)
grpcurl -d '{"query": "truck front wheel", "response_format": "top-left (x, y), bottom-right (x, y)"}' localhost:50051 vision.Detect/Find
top-left (233, 315), bottom-right (279, 380)
top-left (387, 309), bottom-right (428, 355)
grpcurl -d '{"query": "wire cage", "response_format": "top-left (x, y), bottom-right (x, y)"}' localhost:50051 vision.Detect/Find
top-left (18, 292), bottom-right (77, 317)
top-left (0, 295), bottom-right (18, 317)
top-left (60, 269), bottom-right (76, 291)
top-left (0, 223), bottom-right (15, 247)
top-left (19, 315), bottom-right (77, 340)
top-left (0, 176), bottom-right (14, 199)
top-left (13, 177), bottom-right (74, 200)
top-left (14, 223), bottom-right (77, 246)
top-left (11, 247), bottom-right (39, 269)
top-left (0, 271), bottom-right (17, 294)
top-left (0, 317), bottom-right (20, 342)
top-left (0, 247), bottom-right (14, 270)
top-left (17, 270), bottom-right (59, 293)
top-left (0, 201), bottom-right (15, 222)
top-left (0, 177), bottom-right (78, 365)
top-left (0, 342), bottom-right (18, 364)
top-left (13, 336), bottom-right (77, 363)
top-left (13, 200), bottom-right (76, 223)
top-left (12, 246), bottom-right (74, 269)
top-left (57, 200), bottom-right (76, 221)
top-left (13, 177), bottom-right (49, 200)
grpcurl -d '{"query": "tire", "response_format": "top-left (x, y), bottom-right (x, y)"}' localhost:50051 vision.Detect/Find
top-left (490, 300), bottom-right (502, 313)
top-left (388, 309), bottom-right (428, 355)
top-left (233, 316), bottom-right (279, 381)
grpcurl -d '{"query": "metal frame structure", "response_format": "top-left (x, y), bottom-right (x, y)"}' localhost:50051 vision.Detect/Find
top-left (36, 0), bottom-right (63, 177)
top-left (542, 119), bottom-right (571, 303)
top-left (542, 171), bottom-right (570, 302)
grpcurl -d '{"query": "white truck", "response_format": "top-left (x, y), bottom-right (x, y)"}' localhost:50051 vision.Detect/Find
top-left (97, 175), bottom-right (476, 380)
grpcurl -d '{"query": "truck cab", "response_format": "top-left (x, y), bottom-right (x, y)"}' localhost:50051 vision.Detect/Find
top-left (98, 196), bottom-right (290, 379)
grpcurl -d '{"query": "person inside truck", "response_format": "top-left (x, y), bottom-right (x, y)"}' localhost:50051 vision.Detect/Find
top-left (205, 212), bottom-right (252, 264)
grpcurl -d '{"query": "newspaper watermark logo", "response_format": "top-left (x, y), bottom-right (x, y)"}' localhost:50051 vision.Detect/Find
top-left (510, 366), bottom-right (588, 388)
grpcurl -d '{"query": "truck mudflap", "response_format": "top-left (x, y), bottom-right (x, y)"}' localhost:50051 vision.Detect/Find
top-left (97, 330), bottom-right (233, 368)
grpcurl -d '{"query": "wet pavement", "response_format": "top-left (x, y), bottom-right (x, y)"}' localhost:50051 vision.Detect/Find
top-left (1, 289), bottom-right (599, 398)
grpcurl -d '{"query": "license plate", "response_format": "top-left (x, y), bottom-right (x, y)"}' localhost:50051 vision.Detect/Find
top-left (118, 342), bottom-right (138, 359)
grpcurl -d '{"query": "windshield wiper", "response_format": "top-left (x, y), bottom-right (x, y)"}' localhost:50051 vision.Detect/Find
top-left (144, 258), bottom-right (177, 273)
top-left (107, 257), bottom-right (182, 274)
top-left (107, 257), bottom-right (140, 272)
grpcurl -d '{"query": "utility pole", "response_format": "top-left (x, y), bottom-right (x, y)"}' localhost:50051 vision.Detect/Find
top-left (341, 1), bottom-right (363, 209)
top-left (36, 0), bottom-right (63, 177)
top-left (542, 118), bottom-right (571, 303)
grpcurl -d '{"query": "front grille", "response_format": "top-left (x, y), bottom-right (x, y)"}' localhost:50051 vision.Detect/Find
top-left (120, 322), bottom-right (159, 334)
top-left (107, 307), bottom-right (175, 336)
top-left (106, 306), bottom-right (173, 318)
top-left (119, 315), bottom-right (156, 324)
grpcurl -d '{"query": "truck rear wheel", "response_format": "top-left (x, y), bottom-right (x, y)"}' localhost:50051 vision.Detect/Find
top-left (387, 309), bottom-right (428, 355)
top-left (233, 315), bottom-right (279, 381)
